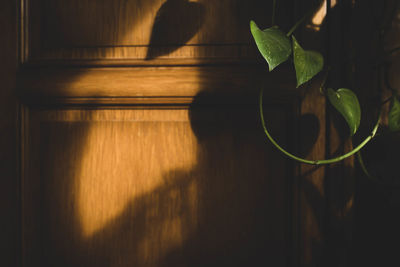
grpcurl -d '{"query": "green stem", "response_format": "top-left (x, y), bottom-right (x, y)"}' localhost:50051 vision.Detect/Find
top-left (357, 151), bottom-right (374, 180)
top-left (259, 88), bottom-right (381, 165)
top-left (319, 68), bottom-right (330, 94)
top-left (287, 9), bottom-right (314, 37)
top-left (272, 0), bottom-right (277, 25)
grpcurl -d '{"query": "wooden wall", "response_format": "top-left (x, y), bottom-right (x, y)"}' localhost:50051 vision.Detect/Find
top-left (4, 0), bottom-right (397, 266)
top-left (17, 0), bottom-right (300, 266)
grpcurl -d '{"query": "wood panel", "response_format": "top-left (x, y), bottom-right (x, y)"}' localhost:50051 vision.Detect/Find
top-left (38, 0), bottom-right (265, 46)
top-left (18, 0), bottom-right (302, 266)
top-left (14, 0), bottom-right (400, 266)
top-left (23, 0), bottom-right (294, 63)
top-left (22, 105), bottom-right (294, 267)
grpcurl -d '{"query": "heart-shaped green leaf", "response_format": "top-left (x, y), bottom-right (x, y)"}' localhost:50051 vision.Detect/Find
top-left (292, 36), bottom-right (324, 87)
top-left (250, 20), bottom-right (292, 71)
top-left (389, 96), bottom-right (400, 132)
top-left (327, 88), bottom-right (361, 136)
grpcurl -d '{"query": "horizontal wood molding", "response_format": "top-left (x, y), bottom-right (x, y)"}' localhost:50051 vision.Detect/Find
top-left (17, 65), bottom-right (299, 105)
top-left (22, 58), bottom-right (263, 67)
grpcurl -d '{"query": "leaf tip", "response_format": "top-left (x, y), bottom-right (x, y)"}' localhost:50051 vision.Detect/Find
top-left (269, 64), bottom-right (276, 71)
top-left (249, 20), bottom-right (258, 32)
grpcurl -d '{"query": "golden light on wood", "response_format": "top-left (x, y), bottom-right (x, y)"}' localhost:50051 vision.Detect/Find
top-left (76, 110), bottom-right (199, 241)
top-left (310, 0), bottom-right (338, 30)
top-left (21, 0), bottom-right (293, 265)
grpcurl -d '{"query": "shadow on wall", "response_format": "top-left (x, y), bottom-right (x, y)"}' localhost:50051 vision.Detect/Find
top-left (35, 0), bottom-right (400, 266)
top-left (42, 0), bottom-right (161, 46)
top-left (34, 0), bottom-right (295, 266)
top-left (297, 1), bottom-right (400, 266)
top-left (352, 128), bottom-right (400, 266)
top-left (40, 95), bottom-right (288, 266)
top-left (145, 0), bottom-right (206, 59)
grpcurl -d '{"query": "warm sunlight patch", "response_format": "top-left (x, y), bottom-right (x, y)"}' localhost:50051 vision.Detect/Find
top-left (309, 0), bottom-right (338, 31)
top-left (76, 110), bottom-right (198, 240)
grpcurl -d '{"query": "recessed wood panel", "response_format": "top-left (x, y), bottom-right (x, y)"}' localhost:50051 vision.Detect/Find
top-left (26, 0), bottom-right (294, 62)
top-left (40, 0), bottom-right (249, 46)
top-left (22, 106), bottom-right (293, 266)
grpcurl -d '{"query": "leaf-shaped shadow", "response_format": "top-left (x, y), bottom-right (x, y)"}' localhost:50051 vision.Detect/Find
top-left (146, 0), bottom-right (205, 60)
top-left (298, 113), bottom-right (320, 157)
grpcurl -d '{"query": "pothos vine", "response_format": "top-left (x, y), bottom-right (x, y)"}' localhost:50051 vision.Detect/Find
top-left (251, 1), bottom-right (400, 176)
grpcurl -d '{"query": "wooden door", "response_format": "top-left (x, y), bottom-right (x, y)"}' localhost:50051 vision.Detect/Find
top-left (5, 1), bottom-right (399, 266)
top-left (16, 0), bottom-right (303, 266)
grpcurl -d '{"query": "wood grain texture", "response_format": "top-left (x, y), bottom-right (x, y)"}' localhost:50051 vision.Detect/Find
top-left (16, 0), bottom-right (400, 266)
top-left (22, 106), bottom-right (292, 267)
top-left (17, 65), bottom-right (298, 104)
top-left (296, 0), bottom-right (328, 266)
top-left (19, 1), bottom-right (300, 266)
top-left (25, 0), bottom-right (295, 62)
top-left (298, 83), bottom-right (327, 266)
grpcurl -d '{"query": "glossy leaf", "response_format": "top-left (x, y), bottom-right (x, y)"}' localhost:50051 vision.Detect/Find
top-left (327, 88), bottom-right (361, 136)
top-left (250, 20), bottom-right (292, 71)
top-left (389, 96), bottom-right (400, 132)
top-left (292, 36), bottom-right (324, 87)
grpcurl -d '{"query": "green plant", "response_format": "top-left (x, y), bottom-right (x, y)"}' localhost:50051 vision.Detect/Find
top-left (251, 1), bottom-right (400, 171)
